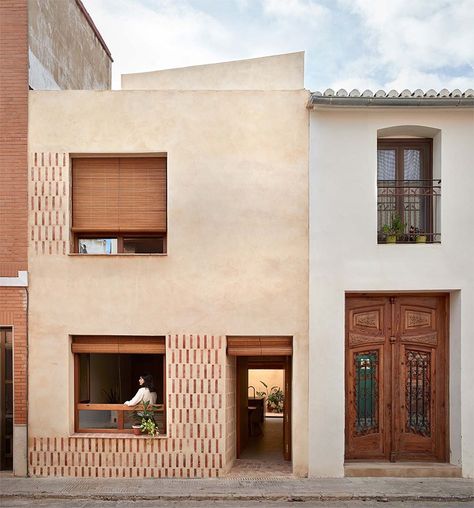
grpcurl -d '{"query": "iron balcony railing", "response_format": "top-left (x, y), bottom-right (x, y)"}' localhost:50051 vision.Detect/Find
top-left (377, 179), bottom-right (441, 243)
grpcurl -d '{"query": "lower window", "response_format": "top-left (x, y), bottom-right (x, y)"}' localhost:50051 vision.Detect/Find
top-left (72, 336), bottom-right (166, 434)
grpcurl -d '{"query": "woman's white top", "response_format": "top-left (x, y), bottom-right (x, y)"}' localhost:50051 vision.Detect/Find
top-left (124, 387), bottom-right (157, 406)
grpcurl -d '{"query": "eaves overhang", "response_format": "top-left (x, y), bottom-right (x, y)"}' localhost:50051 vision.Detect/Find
top-left (308, 88), bottom-right (474, 108)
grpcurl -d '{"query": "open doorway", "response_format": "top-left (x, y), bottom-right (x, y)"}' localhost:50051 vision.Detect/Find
top-left (227, 337), bottom-right (292, 468)
top-left (238, 358), bottom-right (289, 461)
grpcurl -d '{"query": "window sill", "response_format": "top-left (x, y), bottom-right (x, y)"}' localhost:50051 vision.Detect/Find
top-left (68, 253), bottom-right (167, 257)
top-left (71, 433), bottom-right (167, 439)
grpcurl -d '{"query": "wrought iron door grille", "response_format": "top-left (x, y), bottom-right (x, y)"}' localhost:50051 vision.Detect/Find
top-left (405, 350), bottom-right (431, 436)
top-left (354, 351), bottom-right (378, 435)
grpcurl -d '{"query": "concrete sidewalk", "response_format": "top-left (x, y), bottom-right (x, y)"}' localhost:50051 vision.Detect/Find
top-left (0, 476), bottom-right (473, 503)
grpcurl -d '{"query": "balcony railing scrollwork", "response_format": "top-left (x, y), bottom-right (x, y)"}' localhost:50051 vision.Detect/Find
top-left (377, 179), bottom-right (441, 243)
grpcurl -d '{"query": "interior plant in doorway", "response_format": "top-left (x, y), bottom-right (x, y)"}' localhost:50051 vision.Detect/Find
top-left (267, 387), bottom-right (284, 413)
top-left (382, 214), bottom-right (406, 243)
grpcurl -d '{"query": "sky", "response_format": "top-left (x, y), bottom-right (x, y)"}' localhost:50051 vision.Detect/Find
top-left (82, 0), bottom-right (474, 92)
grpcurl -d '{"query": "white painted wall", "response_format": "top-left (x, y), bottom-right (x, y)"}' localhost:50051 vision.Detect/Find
top-left (309, 106), bottom-right (474, 478)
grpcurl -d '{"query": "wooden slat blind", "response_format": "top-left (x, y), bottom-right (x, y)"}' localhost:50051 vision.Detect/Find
top-left (72, 157), bottom-right (167, 232)
top-left (227, 336), bottom-right (292, 356)
top-left (72, 336), bottom-right (166, 354)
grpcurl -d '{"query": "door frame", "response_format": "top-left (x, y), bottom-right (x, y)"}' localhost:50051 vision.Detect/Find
top-left (345, 292), bottom-right (449, 462)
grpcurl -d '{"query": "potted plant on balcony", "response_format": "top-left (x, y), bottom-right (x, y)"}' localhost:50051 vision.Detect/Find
top-left (409, 226), bottom-right (427, 243)
top-left (382, 215), bottom-right (405, 243)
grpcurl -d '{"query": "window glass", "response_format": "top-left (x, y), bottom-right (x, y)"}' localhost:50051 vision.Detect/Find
top-left (76, 352), bottom-right (165, 433)
top-left (123, 237), bottom-right (165, 254)
top-left (377, 149), bottom-right (396, 180)
top-left (404, 149), bottom-right (422, 180)
top-left (78, 238), bottom-right (117, 254)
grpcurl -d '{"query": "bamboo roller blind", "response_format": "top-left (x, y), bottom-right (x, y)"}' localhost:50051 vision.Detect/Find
top-left (71, 336), bottom-right (166, 354)
top-left (72, 157), bottom-right (167, 232)
top-left (227, 337), bottom-right (292, 356)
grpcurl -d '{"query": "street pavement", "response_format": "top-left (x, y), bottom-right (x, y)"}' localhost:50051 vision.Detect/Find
top-left (0, 476), bottom-right (473, 505)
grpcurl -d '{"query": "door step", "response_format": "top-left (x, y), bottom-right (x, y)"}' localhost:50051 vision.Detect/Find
top-left (345, 462), bottom-right (462, 478)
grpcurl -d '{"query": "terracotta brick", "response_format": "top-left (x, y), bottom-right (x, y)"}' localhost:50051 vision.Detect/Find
top-left (0, 0), bottom-right (28, 276)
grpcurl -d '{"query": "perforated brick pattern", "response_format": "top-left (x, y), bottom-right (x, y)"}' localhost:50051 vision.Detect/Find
top-left (29, 334), bottom-right (227, 478)
top-left (29, 152), bottom-right (69, 255)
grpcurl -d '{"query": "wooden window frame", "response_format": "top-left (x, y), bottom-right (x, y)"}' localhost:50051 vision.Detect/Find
top-left (377, 138), bottom-right (433, 182)
top-left (72, 336), bottom-right (167, 435)
top-left (74, 232), bottom-right (167, 254)
top-left (377, 138), bottom-right (437, 243)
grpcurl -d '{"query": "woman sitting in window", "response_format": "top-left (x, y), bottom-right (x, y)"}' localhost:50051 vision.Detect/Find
top-left (124, 374), bottom-right (157, 406)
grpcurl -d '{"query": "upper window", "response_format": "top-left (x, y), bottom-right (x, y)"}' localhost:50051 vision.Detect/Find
top-left (72, 157), bottom-right (167, 254)
top-left (377, 139), bottom-right (440, 243)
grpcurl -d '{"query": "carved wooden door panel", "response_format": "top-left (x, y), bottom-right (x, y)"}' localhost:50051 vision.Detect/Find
top-left (345, 295), bottom-right (447, 462)
top-left (393, 296), bottom-right (447, 461)
top-left (345, 297), bottom-right (392, 460)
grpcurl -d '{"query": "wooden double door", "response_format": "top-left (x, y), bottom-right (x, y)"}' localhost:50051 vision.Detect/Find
top-left (345, 295), bottom-right (448, 462)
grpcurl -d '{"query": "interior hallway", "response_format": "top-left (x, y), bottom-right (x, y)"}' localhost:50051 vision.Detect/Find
top-left (228, 417), bottom-right (292, 478)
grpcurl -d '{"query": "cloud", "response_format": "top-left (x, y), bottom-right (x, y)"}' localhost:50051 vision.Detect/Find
top-left (335, 0), bottom-right (474, 91)
top-left (82, 0), bottom-right (473, 92)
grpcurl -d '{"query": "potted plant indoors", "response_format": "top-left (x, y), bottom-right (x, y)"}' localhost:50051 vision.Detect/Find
top-left (382, 214), bottom-right (406, 243)
top-left (130, 400), bottom-right (159, 436)
top-left (266, 387), bottom-right (284, 413)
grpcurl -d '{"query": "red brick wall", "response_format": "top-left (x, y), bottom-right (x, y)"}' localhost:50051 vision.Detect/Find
top-left (0, 0), bottom-right (28, 277)
top-left (0, 287), bottom-right (27, 425)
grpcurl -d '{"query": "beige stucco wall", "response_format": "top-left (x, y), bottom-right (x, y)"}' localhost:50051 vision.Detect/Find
top-left (248, 370), bottom-right (284, 396)
top-left (28, 0), bottom-right (111, 90)
top-left (121, 52), bottom-right (304, 91)
top-left (28, 87), bottom-right (309, 475)
top-left (309, 106), bottom-right (474, 478)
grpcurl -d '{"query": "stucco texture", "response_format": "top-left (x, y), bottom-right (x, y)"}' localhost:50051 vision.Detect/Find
top-left (28, 0), bottom-right (111, 90)
top-left (309, 107), bottom-right (474, 478)
top-left (28, 88), bottom-right (309, 475)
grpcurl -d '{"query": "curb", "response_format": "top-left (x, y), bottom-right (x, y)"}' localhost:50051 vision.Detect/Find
top-left (2, 493), bottom-right (474, 503)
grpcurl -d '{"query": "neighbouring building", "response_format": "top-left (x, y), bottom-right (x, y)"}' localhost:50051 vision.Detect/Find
top-left (0, 0), bottom-right (111, 476)
top-left (26, 52), bottom-right (309, 478)
top-left (308, 89), bottom-right (474, 478)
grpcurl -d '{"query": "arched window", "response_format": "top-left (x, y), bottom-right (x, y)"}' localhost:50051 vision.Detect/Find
top-left (377, 126), bottom-right (441, 243)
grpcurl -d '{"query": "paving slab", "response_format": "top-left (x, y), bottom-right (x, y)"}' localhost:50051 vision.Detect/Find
top-left (0, 476), bottom-right (473, 503)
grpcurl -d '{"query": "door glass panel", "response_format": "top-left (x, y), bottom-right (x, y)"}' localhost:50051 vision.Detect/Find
top-left (354, 351), bottom-right (378, 435)
top-left (5, 347), bottom-right (12, 380)
top-left (377, 149), bottom-right (396, 180)
top-left (404, 149), bottom-right (422, 180)
top-left (405, 350), bottom-right (431, 436)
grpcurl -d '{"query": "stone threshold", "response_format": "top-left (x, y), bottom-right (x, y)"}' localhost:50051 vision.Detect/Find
top-left (345, 461), bottom-right (462, 478)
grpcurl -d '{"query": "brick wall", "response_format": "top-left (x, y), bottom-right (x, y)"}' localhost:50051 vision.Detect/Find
top-left (0, 288), bottom-right (28, 425)
top-left (29, 334), bottom-right (229, 477)
top-left (0, 0), bottom-right (28, 277)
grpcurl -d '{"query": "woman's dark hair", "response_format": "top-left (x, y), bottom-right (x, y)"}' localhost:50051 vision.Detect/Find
top-left (141, 374), bottom-right (156, 392)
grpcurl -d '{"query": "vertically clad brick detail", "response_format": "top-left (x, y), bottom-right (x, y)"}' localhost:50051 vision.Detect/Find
top-left (0, 288), bottom-right (27, 424)
top-left (29, 334), bottom-right (227, 477)
top-left (0, 0), bottom-right (28, 276)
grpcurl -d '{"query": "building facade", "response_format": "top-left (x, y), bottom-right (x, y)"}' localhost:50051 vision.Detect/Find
top-left (26, 53), bottom-right (310, 478)
top-left (0, 0), bottom-right (111, 476)
top-left (308, 90), bottom-right (474, 478)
